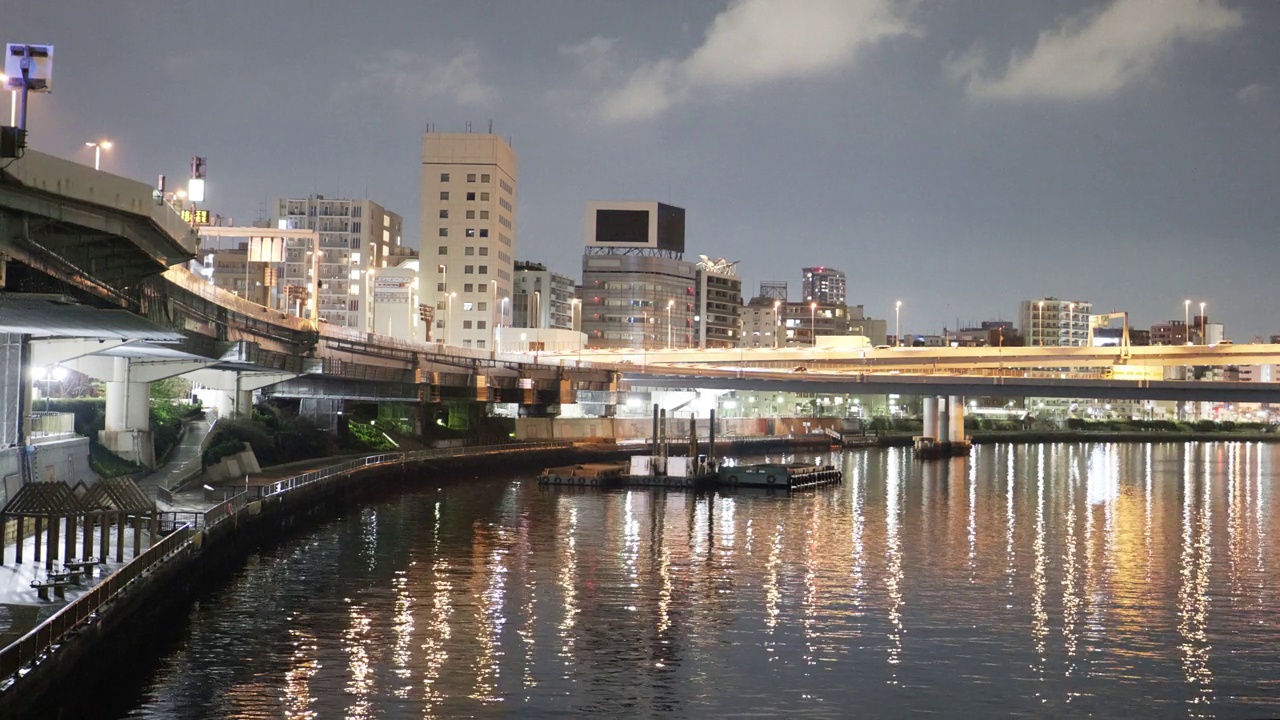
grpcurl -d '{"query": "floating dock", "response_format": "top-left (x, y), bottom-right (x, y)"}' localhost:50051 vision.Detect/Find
top-left (538, 462), bottom-right (627, 487)
top-left (717, 463), bottom-right (842, 490)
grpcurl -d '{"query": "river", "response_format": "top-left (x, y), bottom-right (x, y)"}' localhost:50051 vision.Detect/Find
top-left (116, 442), bottom-right (1280, 718)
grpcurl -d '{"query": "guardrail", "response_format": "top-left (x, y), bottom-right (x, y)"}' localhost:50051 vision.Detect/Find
top-left (0, 440), bottom-right (573, 690)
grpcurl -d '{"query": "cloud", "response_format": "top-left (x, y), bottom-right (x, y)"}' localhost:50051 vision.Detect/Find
top-left (562, 0), bottom-right (917, 122)
top-left (338, 47), bottom-right (495, 106)
top-left (948, 0), bottom-right (1243, 101)
top-left (1236, 82), bottom-right (1270, 103)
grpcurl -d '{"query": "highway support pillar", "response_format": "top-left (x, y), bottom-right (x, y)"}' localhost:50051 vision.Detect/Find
top-left (922, 397), bottom-right (938, 441)
top-left (948, 395), bottom-right (965, 444)
top-left (99, 356), bottom-right (213, 468)
top-left (937, 397), bottom-right (950, 446)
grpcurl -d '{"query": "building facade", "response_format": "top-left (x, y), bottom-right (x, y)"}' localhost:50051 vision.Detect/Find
top-left (420, 133), bottom-right (518, 349)
top-left (580, 201), bottom-right (694, 350)
top-left (1019, 297), bottom-right (1092, 347)
top-left (512, 260), bottom-right (577, 330)
top-left (802, 267), bottom-right (846, 305)
top-left (695, 257), bottom-right (742, 348)
top-left (272, 196), bottom-right (406, 331)
top-left (740, 297), bottom-right (783, 348)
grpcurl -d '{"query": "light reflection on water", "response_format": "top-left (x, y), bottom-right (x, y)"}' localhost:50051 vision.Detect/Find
top-left (123, 443), bottom-right (1280, 719)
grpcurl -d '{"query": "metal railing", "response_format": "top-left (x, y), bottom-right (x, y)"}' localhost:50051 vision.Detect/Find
top-left (26, 412), bottom-right (76, 440)
top-left (0, 522), bottom-right (193, 684)
top-left (0, 439), bottom-right (572, 689)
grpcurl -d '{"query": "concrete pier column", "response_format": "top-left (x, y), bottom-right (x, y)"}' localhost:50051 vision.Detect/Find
top-left (33, 516), bottom-right (42, 563)
top-left (102, 357), bottom-right (155, 468)
top-left (923, 397), bottom-right (938, 440)
top-left (937, 397), bottom-right (950, 445)
top-left (45, 515), bottom-right (58, 571)
top-left (948, 395), bottom-right (965, 443)
top-left (14, 517), bottom-right (23, 564)
top-left (100, 514), bottom-right (110, 562)
top-left (64, 514), bottom-right (76, 562)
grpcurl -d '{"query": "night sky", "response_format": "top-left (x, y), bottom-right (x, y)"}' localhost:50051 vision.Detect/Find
top-left (6, 0), bottom-right (1278, 338)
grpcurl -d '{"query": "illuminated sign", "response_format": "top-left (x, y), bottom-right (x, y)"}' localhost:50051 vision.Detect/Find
top-left (181, 209), bottom-right (210, 225)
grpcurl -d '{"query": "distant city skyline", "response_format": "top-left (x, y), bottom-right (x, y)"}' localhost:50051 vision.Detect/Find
top-left (7, 0), bottom-right (1278, 339)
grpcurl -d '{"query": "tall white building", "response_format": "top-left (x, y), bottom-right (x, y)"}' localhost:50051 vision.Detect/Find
top-left (272, 196), bottom-right (406, 331)
top-left (421, 133), bottom-right (518, 349)
top-left (1020, 297), bottom-right (1092, 347)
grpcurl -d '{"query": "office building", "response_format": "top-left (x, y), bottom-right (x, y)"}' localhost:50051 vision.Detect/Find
top-left (272, 196), bottom-right (406, 331)
top-left (581, 201), bottom-right (694, 349)
top-left (1019, 297), bottom-right (1091, 347)
top-left (512, 260), bottom-right (577, 330)
top-left (741, 296), bottom-right (784, 348)
top-left (802, 267), bottom-right (846, 305)
top-left (421, 132), bottom-right (518, 349)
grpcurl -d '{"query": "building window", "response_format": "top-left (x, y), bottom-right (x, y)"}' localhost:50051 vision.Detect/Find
top-left (435, 320), bottom-right (444, 328)
top-left (477, 340), bottom-right (485, 348)
top-left (465, 246), bottom-right (474, 256)
top-left (480, 192), bottom-right (490, 201)
top-left (463, 302), bottom-right (474, 311)
top-left (466, 192), bottom-right (476, 201)
top-left (439, 209), bottom-right (448, 219)
top-left (438, 245), bottom-right (447, 254)
top-left (464, 283), bottom-right (474, 292)
top-left (467, 173), bottom-right (476, 182)
top-left (464, 265), bottom-right (474, 274)
top-left (440, 191), bottom-right (449, 200)
top-left (477, 321), bottom-right (486, 330)
top-left (478, 265), bottom-right (488, 275)
top-left (440, 173), bottom-right (450, 182)
top-left (463, 340), bottom-right (472, 347)
top-left (465, 229), bottom-right (476, 237)
top-left (479, 229), bottom-right (489, 238)
top-left (466, 210), bottom-right (475, 219)
top-left (479, 211), bottom-right (489, 220)
top-left (438, 228), bottom-right (448, 237)
top-left (478, 247), bottom-right (488, 256)
top-left (478, 302), bottom-right (487, 311)
top-left (463, 320), bottom-right (473, 329)
top-left (481, 174), bottom-right (490, 183)
top-left (437, 282), bottom-right (444, 292)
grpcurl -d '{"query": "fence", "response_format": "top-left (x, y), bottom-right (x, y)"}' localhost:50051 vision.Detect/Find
top-left (0, 440), bottom-right (571, 689)
top-left (0, 523), bottom-right (193, 683)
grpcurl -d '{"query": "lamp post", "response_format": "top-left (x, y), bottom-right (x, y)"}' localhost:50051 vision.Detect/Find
top-left (1200, 301), bottom-right (1206, 344)
top-left (810, 301), bottom-right (817, 347)
top-left (533, 290), bottom-right (541, 329)
top-left (500, 296), bottom-right (508, 348)
top-left (1184, 299), bottom-right (1191, 344)
top-left (84, 140), bottom-right (112, 171)
top-left (666, 299), bottom-right (673, 349)
top-left (35, 365), bottom-right (67, 412)
top-left (571, 298), bottom-right (581, 333)
top-left (1067, 302), bottom-right (1075, 346)
top-left (894, 300), bottom-right (902, 347)
top-left (641, 310), bottom-right (649, 348)
top-left (489, 280), bottom-right (498, 350)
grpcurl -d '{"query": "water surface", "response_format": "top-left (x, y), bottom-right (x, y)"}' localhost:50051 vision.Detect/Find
top-left (121, 442), bottom-right (1280, 718)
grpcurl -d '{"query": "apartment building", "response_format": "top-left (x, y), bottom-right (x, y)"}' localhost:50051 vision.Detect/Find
top-left (420, 132), bottom-right (518, 349)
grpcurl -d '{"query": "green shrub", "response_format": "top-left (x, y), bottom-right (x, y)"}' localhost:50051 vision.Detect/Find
top-left (345, 421), bottom-right (396, 452)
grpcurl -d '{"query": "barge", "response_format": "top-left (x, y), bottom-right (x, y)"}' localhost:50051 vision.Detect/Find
top-left (913, 435), bottom-right (972, 460)
top-left (718, 463), bottom-right (842, 490)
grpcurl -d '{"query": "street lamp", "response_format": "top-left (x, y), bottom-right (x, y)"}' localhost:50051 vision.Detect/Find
top-left (533, 290), bottom-right (541, 329)
top-left (1200, 301), bottom-right (1206, 344)
top-left (641, 310), bottom-right (649, 348)
top-left (1067, 302), bottom-right (1075, 346)
top-left (85, 140), bottom-right (112, 171)
top-left (1184, 299), bottom-right (1191, 345)
top-left (571, 298), bottom-right (581, 333)
top-left (35, 365), bottom-right (67, 411)
top-left (894, 300), bottom-right (902, 347)
top-left (666, 299), bottom-right (674, 349)
top-left (489, 280), bottom-right (498, 350)
top-left (810, 301), bottom-right (817, 347)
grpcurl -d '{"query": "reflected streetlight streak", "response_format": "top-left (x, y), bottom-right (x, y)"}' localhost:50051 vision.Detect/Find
top-left (885, 454), bottom-right (904, 681)
top-left (1061, 452), bottom-right (1081, 677)
top-left (557, 506), bottom-right (579, 680)
top-left (391, 572), bottom-right (415, 698)
top-left (1031, 446), bottom-right (1048, 697)
top-left (470, 526), bottom-right (509, 703)
top-left (764, 524), bottom-right (783, 636)
top-left (421, 501), bottom-right (453, 718)
top-left (968, 451), bottom-right (978, 580)
top-left (342, 603), bottom-right (374, 720)
top-left (1177, 447), bottom-right (1215, 709)
top-left (1005, 448), bottom-right (1016, 592)
top-left (1145, 445), bottom-right (1153, 580)
top-left (802, 499), bottom-right (820, 668)
top-left (282, 626), bottom-right (319, 720)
